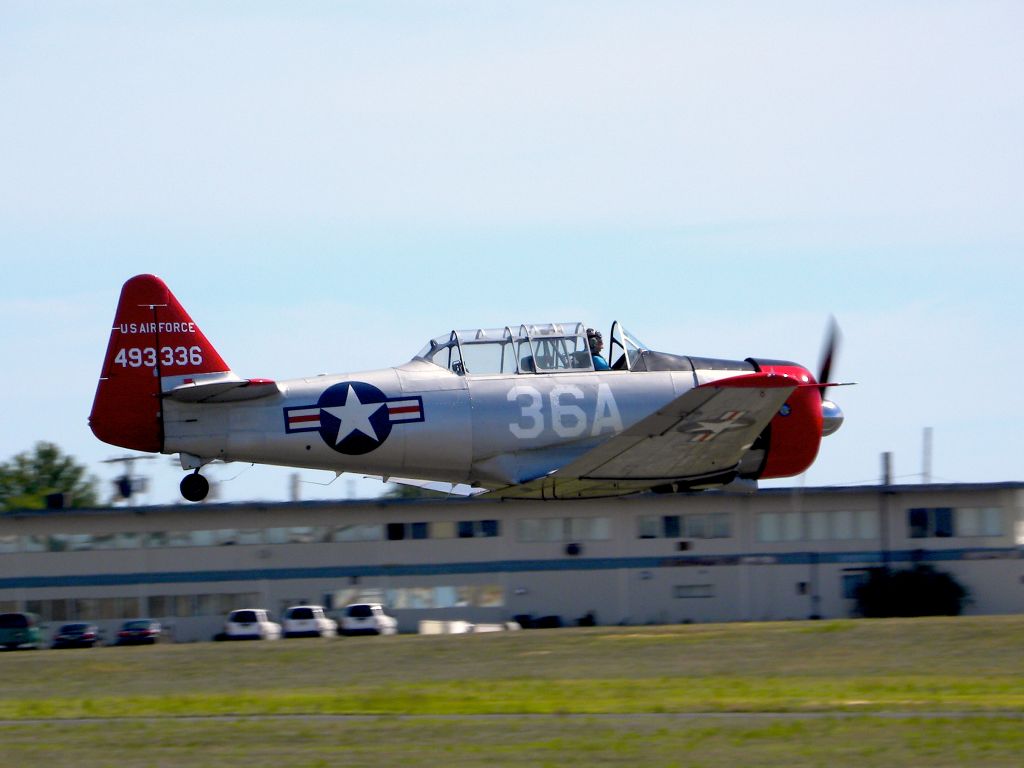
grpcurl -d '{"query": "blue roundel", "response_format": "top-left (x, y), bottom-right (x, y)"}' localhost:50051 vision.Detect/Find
top-left (316, 381), bottom-right (393, 455)
top-left (779, 403), bottom-right (792, 417)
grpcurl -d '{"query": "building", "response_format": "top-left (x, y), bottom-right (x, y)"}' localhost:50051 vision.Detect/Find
top-left (1, 482), bottom-right (1021, 642)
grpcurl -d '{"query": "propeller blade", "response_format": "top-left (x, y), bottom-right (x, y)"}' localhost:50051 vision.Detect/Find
top-left (817, 316), bottom-right (840, 395)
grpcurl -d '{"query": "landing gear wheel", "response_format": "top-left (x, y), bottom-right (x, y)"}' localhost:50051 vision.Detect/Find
top-left (180, 472), bottom-right (210, 502)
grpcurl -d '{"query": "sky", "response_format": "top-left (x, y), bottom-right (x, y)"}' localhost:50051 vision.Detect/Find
top-left (1, 2), bottom-right (1021, 505)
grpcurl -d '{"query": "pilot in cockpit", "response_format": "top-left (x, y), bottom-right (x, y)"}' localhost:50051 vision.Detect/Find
top-left (588, 328), bottom-right (610, 371)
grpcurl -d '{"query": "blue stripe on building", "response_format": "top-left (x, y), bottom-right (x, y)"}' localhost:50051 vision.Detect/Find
top-left (1, 547), bottom-right (1019, 590)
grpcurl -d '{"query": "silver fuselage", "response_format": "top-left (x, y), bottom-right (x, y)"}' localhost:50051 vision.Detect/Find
top-left (164, 360), bottom-right (741, 488)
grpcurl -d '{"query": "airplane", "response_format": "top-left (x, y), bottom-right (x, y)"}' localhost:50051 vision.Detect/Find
top-left (90, 274), bottom-right (846, 502)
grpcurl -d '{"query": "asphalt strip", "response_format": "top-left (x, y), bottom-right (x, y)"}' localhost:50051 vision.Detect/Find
top-left (2, 711), bottom-right (1022, 725)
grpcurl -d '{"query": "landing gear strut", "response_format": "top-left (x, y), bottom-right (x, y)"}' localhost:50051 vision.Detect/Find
top-left (180, 471), bottom-right (210, 502)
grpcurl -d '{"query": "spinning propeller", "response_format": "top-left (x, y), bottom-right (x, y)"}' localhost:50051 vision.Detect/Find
top-left (817, 317), bottom-right (846, 437)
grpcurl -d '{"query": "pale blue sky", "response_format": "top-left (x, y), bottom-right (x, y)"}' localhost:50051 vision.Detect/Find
top-left (1, 2), bottom-right (1021, 503)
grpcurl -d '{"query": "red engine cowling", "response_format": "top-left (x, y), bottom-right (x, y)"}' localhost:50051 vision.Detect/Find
top-left (745, 359), bottom-right (823, 480)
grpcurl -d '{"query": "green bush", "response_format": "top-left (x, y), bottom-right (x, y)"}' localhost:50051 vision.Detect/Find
top-left (855, 565), bottom-right (970, 617)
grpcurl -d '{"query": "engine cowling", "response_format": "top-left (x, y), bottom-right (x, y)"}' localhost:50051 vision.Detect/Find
top-left (744, 359), bottom-right (824, 480)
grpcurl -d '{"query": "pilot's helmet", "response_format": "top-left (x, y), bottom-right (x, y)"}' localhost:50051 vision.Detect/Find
top-left (587, 328), bottom-right (603, 353)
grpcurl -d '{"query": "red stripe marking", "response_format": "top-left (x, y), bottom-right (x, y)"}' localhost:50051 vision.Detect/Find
top-left (290, 414), bottom-right (320, 423)
top-left (388, 405), bottom-right (421, 414)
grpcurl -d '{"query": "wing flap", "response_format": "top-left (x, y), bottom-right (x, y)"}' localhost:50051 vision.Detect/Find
top-left (489, 372), bottom-right (796, 499)
top-left (365, 475), bottom-right (488, 498)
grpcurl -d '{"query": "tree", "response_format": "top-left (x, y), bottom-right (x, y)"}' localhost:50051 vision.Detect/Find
top-left (854, 565), bottom-right (970, 618)
top-left (382, 483), bottom-right (448, 500)
top-left (0, 442), bottom-right (99, 510)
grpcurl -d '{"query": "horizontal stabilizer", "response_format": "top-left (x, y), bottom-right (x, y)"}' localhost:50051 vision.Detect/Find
top-left (164, 377), bottom-right (280, 403)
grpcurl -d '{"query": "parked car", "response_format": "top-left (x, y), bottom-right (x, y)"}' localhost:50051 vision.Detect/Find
top-left (51, 622), bottom-right (102, 649)
top-left (115, 619), bottom-right (162, 645)
top-left (222, 609), bottom-right (281, 640)
top-left (282, 605), bottom-right (337, 638)
top-left (338, 603), bottom-right (397, 636)
top-left (0, 612), bottom-right (43, 650)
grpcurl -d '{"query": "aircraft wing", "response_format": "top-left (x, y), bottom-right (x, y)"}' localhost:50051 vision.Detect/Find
top-left (489, 372), bottom-right (797, 499)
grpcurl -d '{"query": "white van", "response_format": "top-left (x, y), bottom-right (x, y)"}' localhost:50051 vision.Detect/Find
top-left (338, 603), bottom-right (398, 636)
top-left (282, 605), bottom-right (337, 638)
top-left (223, 609), bottom-right (281, 640)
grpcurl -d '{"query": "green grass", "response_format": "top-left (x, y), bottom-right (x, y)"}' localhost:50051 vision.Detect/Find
top-left (1, 616), bottom-right (1022, 766)
top-left (3, 716), bottom-right (1024, 768)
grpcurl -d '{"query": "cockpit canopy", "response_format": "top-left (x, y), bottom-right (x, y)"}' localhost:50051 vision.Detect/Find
top-left (416, 323), bottom-right (594, 375)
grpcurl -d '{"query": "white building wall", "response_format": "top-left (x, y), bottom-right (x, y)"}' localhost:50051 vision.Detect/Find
top-left (1, 483), bottom-right (1021, 642)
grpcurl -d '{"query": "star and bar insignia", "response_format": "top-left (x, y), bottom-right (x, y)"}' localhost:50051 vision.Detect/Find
top-left (283, 381), bottom-right (424, 455)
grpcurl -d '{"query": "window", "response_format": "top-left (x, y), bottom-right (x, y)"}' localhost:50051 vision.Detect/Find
top-left (757, 513), bottom-right (781, 542)
top-left (569, 517), bottom-right (611, 541)
top-left (520, 517), bottom-right (610, 542)
top-left (375, 585), bottom-right (505, 609)
top-left (72, 598), bottom-right (98, 619)
top-left (431, 520), bottom-right (456, 539)
top-left (292, 526), bottom-right (328, 543)
top-left (332, 524), bottom-right (383, 542)
top-left (49, 533), bottom-right (92, 552)
top-left (196, 594), bottom-right (219, 616)
top-left (908, 507), bottom-right (954, 538)
top-left (808, 510), bottom-right (830, 541)
top-left (459, 340), bottom-right (514, 375)
top-left (518, 518), bottom-right (560, 542)
top-left (387, 522), bottom-right (430, 541)
top-left (780, 511), bottom-right (802, 541)
top-left (638, 514), bottom-right (729, 540)
top-left (674, 584), bottom-right (714, 599)
top-left (175, 595), bottom-right (196, 617)
top-left (842, 570), bottom-right (871, 599)
top-left (148, 595), bottom-right (170, 617)
top-left (457, 520), bottom-right (500, 538)
top-left (709, 513), bottom-right (731, 539)
top-left (24, 599), bottom-right (71, 622)
top-left (521, 333), bottom-right (590, 373)
top-left (165, 530), bottom-right (192, 547)
top-left (190, 530), bottom-right (219, 547)
top-left (856, 509), bottom-right (879, 540)
top-left (758, 510), bottom-right (876, 542)
top-left (957, 507), bottom-right (1003, 537)
top-left (638, 516), bottom-right (660, 539)
top-left (832, 510), bottom-right (853, 540)
top-left (235, 529), bottom-right (264, 546)
top-left (683, 515), bottom-right (705, 539)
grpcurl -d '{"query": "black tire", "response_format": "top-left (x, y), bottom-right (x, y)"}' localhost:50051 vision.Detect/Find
top-left (180, 473), bottom-right (210, 502)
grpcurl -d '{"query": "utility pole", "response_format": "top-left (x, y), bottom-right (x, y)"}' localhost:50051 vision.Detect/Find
top-left (922, 427), bottom-right (933, 484)
top-left (880, 452), bottom-right (892, 569)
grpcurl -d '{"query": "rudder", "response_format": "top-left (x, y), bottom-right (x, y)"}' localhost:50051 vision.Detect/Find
top-left (89, 274), bottom-right (232, 452)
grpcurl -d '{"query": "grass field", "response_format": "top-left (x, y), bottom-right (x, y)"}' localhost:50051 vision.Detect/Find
top-left (2, 616), bottom-right (1022, 766)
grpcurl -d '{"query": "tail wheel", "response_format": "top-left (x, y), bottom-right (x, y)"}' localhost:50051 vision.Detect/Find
top-left (180, 471), bottom-right (209, 502)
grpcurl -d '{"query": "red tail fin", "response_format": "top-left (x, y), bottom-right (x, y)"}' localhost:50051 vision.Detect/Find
top-left (89, 275), bottom-right (232, 452)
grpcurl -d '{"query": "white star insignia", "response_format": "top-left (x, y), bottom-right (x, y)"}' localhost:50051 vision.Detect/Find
top-left (684, 410), bottom-right (749, 442)
top-left (321, 385), bottom-right (384, 445)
